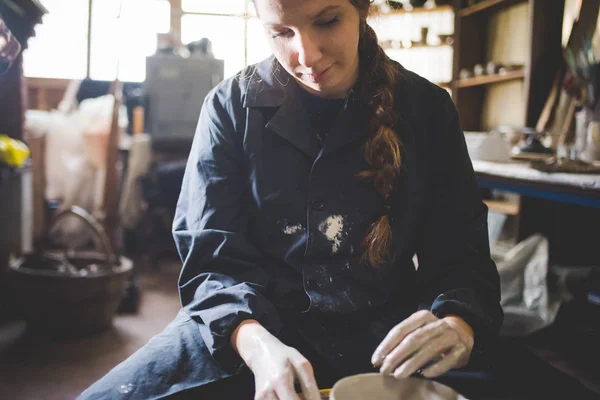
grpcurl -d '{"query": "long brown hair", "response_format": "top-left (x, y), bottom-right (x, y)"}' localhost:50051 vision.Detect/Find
top-left (351, 0), bottom-right (402, 267)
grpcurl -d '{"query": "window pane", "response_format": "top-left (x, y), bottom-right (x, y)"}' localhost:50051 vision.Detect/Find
top-left (248, 1), bottom-right (258, 17)
top-left (181, 15), bottom-right (245, 78)
top-left (182, 0), bottom-right (247, 15)
top-left (23, 0), bottom-right (88, 79)
top-left (90, 0), bottom-right (168, 82)
top-left (154, 0), bottom-right (172, 34)
top-left (247, 18), bottom-right (272, 66)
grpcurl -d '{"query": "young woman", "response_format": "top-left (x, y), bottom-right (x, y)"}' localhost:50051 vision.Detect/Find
top-left (79, 1), bottom-right (597, 399)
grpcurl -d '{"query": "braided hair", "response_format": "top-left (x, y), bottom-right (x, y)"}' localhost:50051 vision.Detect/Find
top-left (351, 0), bottom-right (402, 267)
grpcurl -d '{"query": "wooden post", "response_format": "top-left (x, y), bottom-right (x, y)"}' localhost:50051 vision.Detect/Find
top-left (100, 80), bottom-right (123, 256)
top-left (29, 133), bottom-right (46, 244)
top-left (133, 106), bottom-right (145, 134)
top-left (170, 0), bottom-right (182, 46)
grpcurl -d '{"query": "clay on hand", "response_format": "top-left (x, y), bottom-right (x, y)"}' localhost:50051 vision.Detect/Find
top-left (234, 321), bottom-right (321, 400)
top-left (371, 310), bottom-right (474, 379)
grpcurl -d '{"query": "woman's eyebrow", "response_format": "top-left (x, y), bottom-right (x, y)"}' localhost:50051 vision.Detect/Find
top-left (312, 5), bottom-right (341, 19)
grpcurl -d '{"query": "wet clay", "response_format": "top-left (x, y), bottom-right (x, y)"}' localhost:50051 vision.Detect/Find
top-left (330, 373), bottom-right (468, 400)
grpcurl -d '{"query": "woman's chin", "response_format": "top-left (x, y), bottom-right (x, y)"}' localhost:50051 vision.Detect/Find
top-left (300, 80), bottom-right (347, 99)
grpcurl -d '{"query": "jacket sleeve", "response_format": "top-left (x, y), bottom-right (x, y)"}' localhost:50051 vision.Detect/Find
top-left (173, 88), bottom-right (282, 373)
top-left (415, 90), bottom-right (504, 363)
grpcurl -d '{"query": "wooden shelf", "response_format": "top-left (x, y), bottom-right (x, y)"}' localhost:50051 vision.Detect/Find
top-left (372, 5), bottom-right (453, 17)
top-left (484, 200), bottom-right (520, 216)
top-left (458, 0), bottom-right (527, 18)
top-left (452, 0), bottom-right (564, 132)
top-left (456, 70), bottom-right (525, 88)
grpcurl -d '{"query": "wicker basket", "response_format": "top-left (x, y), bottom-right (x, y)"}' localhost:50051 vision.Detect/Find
top-left (8, 206), bottom-right (133, 338)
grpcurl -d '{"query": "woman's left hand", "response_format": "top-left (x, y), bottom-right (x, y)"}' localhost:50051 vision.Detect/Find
top-left (371, 310), bottom-right (474, 379)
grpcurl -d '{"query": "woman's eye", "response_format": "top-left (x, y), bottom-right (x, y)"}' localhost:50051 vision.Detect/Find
top-left (272, 29), bottom-right (293, 39)
top-left (317, 17), bottom-right (339, 27)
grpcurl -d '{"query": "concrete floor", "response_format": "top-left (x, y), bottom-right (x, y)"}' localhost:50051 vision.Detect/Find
top-left (0, 262), bottom-right (181, 400)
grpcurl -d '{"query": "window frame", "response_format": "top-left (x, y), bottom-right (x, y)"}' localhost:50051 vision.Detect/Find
top-left (25, 0), bottom-right (267, 81)
top-left (177, 0), bottom-right (252, 68)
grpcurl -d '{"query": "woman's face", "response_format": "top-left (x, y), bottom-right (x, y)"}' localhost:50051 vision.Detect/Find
top-left (254, 0), bottom-right (362, 99)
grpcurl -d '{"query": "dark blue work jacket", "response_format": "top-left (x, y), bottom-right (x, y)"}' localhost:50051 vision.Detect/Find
top-left (173, 56), bottom-right (503, 382)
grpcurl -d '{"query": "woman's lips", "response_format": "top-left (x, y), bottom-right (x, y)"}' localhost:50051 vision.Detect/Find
top-left (307, 65), bottom-right (332, 83)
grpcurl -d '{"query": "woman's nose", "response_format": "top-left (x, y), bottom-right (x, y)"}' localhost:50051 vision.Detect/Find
top-left (296, 33), bottom-right (322, 69)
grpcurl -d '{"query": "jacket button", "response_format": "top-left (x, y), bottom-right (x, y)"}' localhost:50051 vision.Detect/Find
top-left (310, 198), bottom-right (324, 211)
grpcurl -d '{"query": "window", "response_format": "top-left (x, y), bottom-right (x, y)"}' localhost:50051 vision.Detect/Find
top-left (23, 0), bottom-right (170, 81)
top-left (23, 1), bottom-right (453, 84)
top-left (24, 0), bottom-right (270, 81)
top-left (181, 14), bottom-right (246, 79)
top-left (23, 0), bottom-right (89, 79)
top-left (247, 17), bottom-right (271, 66)
top-left (90, 0), bottom-right (170, 81)
top-left (180, 0), bottom-right (272, 79)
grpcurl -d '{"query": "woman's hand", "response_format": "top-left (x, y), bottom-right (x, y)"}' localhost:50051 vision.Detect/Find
top-left (232, 320), bottom-right (321, 400)
top-left (371, 310), bottom-right (474, 379)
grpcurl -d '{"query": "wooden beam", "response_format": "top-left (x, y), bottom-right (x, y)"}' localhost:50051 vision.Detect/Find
top-left (525, 0), bottom-right (565, 128)
top-left (25, 77), bottom-right (71, 89)
top-left (29, 134), bottom-right (47, 243)
top-left (170, 0), bottom-right (182, 45)
top-left (35, 87), bottom-right (48, 111)
top-left (100, 80), bottom-right (123, 254)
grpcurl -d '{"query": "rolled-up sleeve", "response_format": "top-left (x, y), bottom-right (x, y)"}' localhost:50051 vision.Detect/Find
top-left (173, 88), bottom-right (282, 373)
top-left (415, 90), bottom-right (504, 361)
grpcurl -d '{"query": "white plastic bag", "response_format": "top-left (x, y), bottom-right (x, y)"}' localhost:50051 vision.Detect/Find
top-left (497, 234), bottom-right (561, 336)
top-left (40, 95), bottom-right (127, 248)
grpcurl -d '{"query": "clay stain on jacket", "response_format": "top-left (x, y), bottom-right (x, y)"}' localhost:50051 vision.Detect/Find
top-left (319, 215), bottom-right (345, 254)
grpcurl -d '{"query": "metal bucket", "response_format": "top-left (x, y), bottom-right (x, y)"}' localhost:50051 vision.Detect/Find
top-left (8, 206), bottom-right (133, 338)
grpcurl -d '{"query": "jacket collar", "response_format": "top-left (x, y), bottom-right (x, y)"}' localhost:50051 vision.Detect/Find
top-left (243, 56), bottom-right (290, 108)
top-left (244, 56), bottom-right (365, 158)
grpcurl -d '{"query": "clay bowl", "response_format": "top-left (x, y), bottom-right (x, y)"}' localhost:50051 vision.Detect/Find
top-left (330, 373), bottom-right (468, 400)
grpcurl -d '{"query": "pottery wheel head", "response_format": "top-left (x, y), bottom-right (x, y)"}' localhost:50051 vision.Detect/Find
top-left (330, 373), bottom-right (468, 400)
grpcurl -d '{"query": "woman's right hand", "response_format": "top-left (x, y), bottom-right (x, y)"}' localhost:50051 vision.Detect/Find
top-left (232, 320), bottom-right (321, 400)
